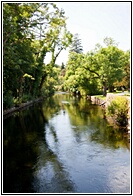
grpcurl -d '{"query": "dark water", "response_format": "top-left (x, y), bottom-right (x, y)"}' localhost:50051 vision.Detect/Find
top-left (3, 93), bottom-right (130, 193)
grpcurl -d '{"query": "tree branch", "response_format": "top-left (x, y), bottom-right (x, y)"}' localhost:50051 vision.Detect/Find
top-left (83, 66), bottom-right (100, 77)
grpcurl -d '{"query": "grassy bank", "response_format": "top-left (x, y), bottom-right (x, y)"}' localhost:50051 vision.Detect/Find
top-left (94, 91), bottom-right (130, 100)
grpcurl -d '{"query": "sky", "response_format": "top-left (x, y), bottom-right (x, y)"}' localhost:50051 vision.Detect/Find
top-left (45, 2), bottom-right (131, 65)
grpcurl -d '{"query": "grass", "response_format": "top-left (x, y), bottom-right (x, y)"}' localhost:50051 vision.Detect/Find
top-left (94, 95), bottom-right (106, 100)
top-left (94, 91), bottom-right (130, 100)
top-left (108, 90), bottom-right (130, 96)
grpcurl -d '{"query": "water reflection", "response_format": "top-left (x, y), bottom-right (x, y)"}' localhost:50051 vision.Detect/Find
top-left (3, 106), bottom-right (46, 193)
top-left (3, 93), bottom-right (130, 193)
top-left (32, 140), bottom-right (76, 193)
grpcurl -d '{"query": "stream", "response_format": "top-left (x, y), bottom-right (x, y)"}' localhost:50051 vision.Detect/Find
top-left (3, 93), bottom-right (130, 193)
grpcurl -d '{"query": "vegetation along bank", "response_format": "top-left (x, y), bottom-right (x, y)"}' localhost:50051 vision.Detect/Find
top-left (88, 93), bottom-right (130, 132)
top-left (3, 3), bottom-right (130, 131)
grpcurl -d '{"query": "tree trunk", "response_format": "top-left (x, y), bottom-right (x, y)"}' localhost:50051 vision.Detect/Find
top-left (103, 81), bottom-right (107, 96)
top-left (19, 77), bottom-right (24, 99)
top-left (39, 73), bottom-right (47, 95)
top-left (109, 85), bottom-right (114, 92)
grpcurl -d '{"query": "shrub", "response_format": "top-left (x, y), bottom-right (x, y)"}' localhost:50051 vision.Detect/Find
top-left (22, 94), bottom-right (32, 103)
top-left (3, 92), bottom-right (14, 109)
top-left (106, 96), bottom-right (129, 126)
top-left (13, 97), bottom-right (22, 106)
top-left (13, 94), bottom-right (32, 106)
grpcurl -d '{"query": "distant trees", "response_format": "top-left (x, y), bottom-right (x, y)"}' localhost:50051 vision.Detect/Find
top-left (64, 52), bottom-right (100, 95)
top-left (69, 33), bottom-right (83, 54)
top-left (64, 37), bottom-right (130, 96)
top-left (84, 45), bottom-right (126, 96)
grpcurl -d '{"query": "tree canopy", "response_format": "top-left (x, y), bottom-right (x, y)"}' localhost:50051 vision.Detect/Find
top-left (64, 38), bottom-right (130, 96)
top-left (3, 2), bottom-right (73, 109)
top-left (3, 2), bottom-right (130, 110)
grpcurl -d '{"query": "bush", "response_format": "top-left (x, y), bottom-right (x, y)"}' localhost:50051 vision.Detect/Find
top-left (22, 94), bottom-right (32, 103)
top-left (13, 94), bottom-right (32, 106)
top-left (13, 97), bottom-right (21, 106)
top-left (3, 92), bottom-right (14, 109)
top-left (106, 96), bottom-right (129, 126)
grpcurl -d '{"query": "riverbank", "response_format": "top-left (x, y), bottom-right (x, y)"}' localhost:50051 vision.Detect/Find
top-left (3, 97), bottom-right (45, 119)
top-left (3, 92), bottom-right (130, 134)
top-left (3, 92), bottom-right (71, 118)
top-left (87, 93), bottom-right (130, 133)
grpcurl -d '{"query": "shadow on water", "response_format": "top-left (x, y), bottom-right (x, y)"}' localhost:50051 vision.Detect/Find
top-left (3, 93), bottom-right (130, 193)
top-left (3, 97), bottom-right (76, 193)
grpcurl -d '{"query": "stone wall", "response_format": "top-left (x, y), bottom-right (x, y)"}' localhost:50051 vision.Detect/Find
top-left (89, 96), bottom-right (106, 106)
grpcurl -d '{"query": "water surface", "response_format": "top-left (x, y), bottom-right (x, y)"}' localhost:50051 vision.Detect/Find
top-left (3, 93), bottom-right (130, 193)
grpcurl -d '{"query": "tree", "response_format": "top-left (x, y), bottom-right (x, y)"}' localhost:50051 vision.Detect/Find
top-left (97, 46), bottom-right (125, 95)
top-left (3, 2), bottom-right (72, 109)
top-left (69, 33), bottom-right (83, 54)
top-left (65, 37), bottom-right (130, 97)
top-left (113, 50), bottom-right (130, 90)
top-left (3, 3), bottom-right (36, 101)
top-left (103, 37), bottom-right (118, 47)
top-left (64, 52), bottom-right (100, 95)
top-left (83, 38), bottom-right (127, 96)
top-left (33, 4), bottom-right (72, 95)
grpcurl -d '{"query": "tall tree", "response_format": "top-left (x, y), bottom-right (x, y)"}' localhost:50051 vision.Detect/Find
top-left (113, 50), bottom-right (130, 89)
top-left (3, 3), bottom-right (36, 100)
top-left (84, 46), bottom-right (126, 96)
top-left (69, 33), bottom-right (83, 54)
top-left (35, 5), bottom-right (73, 95)
top-left (3, 2), bottom-right (72, 108)
top-left (65, 38), bottom-right (130, 97)
top-left (64, 52), bottom-right (100, 95)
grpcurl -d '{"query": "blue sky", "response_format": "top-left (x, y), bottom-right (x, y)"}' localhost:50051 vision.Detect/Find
top-left (45, 2), bottom-right (131, 65)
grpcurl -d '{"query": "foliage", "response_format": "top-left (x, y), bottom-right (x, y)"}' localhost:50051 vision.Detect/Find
top-left (21, 94), bottom-right (33, 103)
top-left (3, 3), bottom-right (130, 110)
top-left (3, 2), bottom-right (72, 109)
top-left (106, 96), bottom-right (129, 126)
top-left (69, 33), bottom-right (83, 54)
top-left (55, 63), bottom-right (67, 91)
top-left (65, 36), bottom-right (129, 96)
top-left (82, 37), bottom-right (130, 96)
top-left (64, 37), bottom-right (130, 97)
top-left (64, 52), bottom-right (99, 95)
top-left (3, 92), bottom-right (14, 109)
top-left (113, 50), bottom-right (130, 89)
